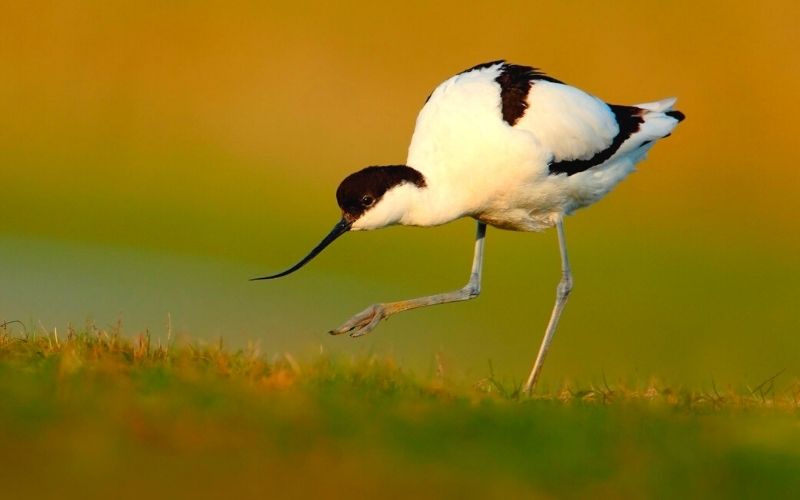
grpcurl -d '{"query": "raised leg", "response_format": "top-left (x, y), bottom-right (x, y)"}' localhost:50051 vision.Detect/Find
top-left (330, 221), bottom-right (487, 337)
top-left (523, 215), bottom-right (573, 395)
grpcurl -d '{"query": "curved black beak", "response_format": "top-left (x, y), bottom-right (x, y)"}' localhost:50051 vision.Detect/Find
top-left (250, 218), bottom-right (351, 280)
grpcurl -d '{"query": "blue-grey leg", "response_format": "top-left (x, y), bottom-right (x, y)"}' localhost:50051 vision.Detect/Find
top-left (524, 215), bottom-right (573, 394)
top-left (330, 221), bottom-right (487, 337)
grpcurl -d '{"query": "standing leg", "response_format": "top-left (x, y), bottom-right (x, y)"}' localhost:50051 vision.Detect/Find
top-left (524, 215), bottom-right (573, 394)
top-left (330, 222), bottom-right (487, 337)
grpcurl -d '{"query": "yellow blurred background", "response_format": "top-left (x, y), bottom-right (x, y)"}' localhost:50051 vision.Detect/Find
top-left (1, 1), bottom-right (798, 386)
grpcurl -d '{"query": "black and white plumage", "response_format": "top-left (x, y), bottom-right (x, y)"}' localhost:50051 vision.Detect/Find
top-left (256, 60), bottom-right (685, 392)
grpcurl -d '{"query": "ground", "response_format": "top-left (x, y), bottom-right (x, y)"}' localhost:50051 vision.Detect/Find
top-left (1, 325), bottom-right (798, 500)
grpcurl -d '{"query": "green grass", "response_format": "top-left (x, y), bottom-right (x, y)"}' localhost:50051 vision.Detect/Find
top-left (1, 324), bottom-right (799, 499)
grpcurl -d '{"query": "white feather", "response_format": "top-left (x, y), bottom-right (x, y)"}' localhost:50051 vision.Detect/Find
top-left (635, 96), bottom-right (677, 112)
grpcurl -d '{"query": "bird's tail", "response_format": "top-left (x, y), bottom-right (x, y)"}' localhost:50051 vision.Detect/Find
top-left (635, 97), bottom-right (685, 142)
top-left (636, 97), bottom-right (686, 122)
top-left (609, 97), bottom-right (684, 159)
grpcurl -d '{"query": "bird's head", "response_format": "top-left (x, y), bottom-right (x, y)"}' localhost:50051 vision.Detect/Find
top-left (252, 165), bottom-right (426, 280)
top-left (336, 165), bottom-right (426, 231)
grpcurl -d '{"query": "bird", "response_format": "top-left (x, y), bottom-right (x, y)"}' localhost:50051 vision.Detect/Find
top-left (253, 60), bottom-right (685, 393)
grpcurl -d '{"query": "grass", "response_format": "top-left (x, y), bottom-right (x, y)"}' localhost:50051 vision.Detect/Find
top-left (1, 323), bottom-right (799, 499)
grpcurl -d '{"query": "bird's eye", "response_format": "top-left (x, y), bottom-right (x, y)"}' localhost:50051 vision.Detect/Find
top-left (361, 195), bottom-right (375, 207)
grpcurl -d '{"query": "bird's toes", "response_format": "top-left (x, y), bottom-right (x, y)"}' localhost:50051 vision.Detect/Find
top-left (328, 304), bottom-right (385, 337)
top-left (348, 323), bottom-right (374, 338)
top-left (328, 320), bottom-right (359, 336)
top-left (350, 306), bottom-right (386, 337)
top-left (346, 315), bottom-right (377, 338)
top-left (328, 308), bottom-right (374, 336)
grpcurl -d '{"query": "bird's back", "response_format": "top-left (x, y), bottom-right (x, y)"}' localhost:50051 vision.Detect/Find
top-left (406, 61), bottom-right (684, 231)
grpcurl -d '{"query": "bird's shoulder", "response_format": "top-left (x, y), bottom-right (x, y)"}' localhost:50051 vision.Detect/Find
top-left (419, 60), bottom-right (618, 143)
top-left (411, 61), bottom-right (616, 167)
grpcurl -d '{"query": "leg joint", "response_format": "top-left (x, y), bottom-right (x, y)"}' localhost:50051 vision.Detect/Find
top-left (462, 281), bottom-right (481, 298)
top-left (557, 272), bottom-right (573, 299)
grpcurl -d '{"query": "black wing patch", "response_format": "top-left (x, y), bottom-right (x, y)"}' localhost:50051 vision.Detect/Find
top-left (443, 61), bottom-right (564, 123)
top-left (494, 63), bottom-right (564, 126)
top-left (548, 104), bottom-right (644, 176)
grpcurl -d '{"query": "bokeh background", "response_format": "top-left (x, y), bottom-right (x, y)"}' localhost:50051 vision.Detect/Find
top-left (2, 0), bottom-right (798, 386)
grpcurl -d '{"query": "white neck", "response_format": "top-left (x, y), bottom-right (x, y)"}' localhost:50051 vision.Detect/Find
top-left (351, 181), bottom-right (465, 230)
top-left (399, 182), bottom-right (462, 227)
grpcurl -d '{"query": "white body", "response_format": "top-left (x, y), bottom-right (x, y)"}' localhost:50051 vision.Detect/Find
top-left (354, 62), bottom-right (682, 232)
